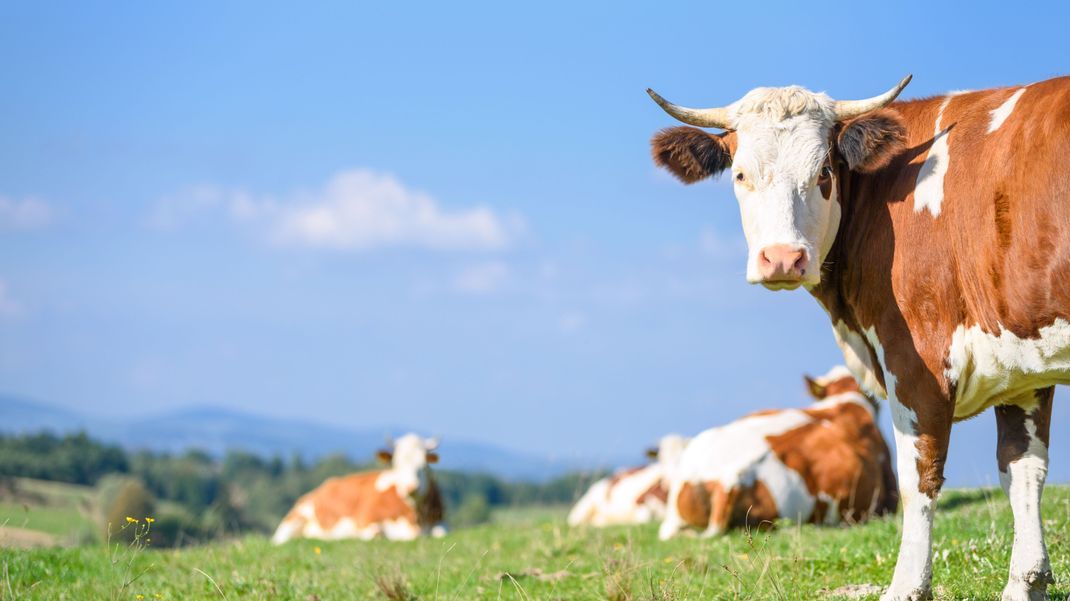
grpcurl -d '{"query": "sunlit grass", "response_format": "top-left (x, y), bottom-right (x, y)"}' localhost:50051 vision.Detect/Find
top-left (1, 487), bottom-right (1068, 600)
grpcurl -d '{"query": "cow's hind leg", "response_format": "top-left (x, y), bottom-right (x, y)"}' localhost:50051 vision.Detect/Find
top-left (996, 388), bottom-right (1054, 601)
top-left (882, 393), bottom-right (952, 601)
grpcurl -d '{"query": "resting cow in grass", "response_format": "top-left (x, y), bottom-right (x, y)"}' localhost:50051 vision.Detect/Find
top-left (658, 367), bottom-right (896, 541)
top-left (271, 434), bottom-right (445, 543)
top-left (567, 434), bottom-right (688, 527)
top-left (648, 74), bottom-right (1069, 600)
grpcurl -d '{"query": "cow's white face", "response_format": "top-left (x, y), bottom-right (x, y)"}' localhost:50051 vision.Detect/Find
top-left (649, 78), bottom-right (910, 291)
top-left (386, 433), bottom-right (439, 472)
top-left (729, 88), bottom-right (840, 290)
top-left (654, 434), bottom-right (688, 468)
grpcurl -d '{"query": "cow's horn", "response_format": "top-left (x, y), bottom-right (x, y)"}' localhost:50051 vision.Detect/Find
top-left (832, 75), bottom-right (913, 121)
top-left (647, 88), bottom-right (732, 130)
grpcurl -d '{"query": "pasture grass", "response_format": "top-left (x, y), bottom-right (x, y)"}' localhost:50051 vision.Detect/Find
top-left (2, 486), bottom-right (1069, 600)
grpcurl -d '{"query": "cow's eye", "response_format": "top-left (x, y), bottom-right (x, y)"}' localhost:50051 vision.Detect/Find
top-left (735, 172), bottom-right (745, 183)
top-left (819, 166), bottom-right (833, 180)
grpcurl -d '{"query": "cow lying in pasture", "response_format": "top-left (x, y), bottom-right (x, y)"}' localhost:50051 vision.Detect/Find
top-left (658, 367), bottom-right (897, 540)
top-left (567, 434), bottom-right (688, 527)
top-left (648, 74), bottom-right (1070, 599)
top-left (271, 434), bottom-right (445, 543)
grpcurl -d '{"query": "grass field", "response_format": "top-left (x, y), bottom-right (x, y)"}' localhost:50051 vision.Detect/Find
top-left (1, 487), bottom-right (1069, 600)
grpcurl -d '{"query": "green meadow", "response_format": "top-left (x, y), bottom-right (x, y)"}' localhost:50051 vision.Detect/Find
top-left (3, 486), bottom-right (1069, 600)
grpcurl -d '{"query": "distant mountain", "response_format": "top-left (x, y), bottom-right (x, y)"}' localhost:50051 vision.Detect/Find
top-left (0, 396), bottom-right (618, 481)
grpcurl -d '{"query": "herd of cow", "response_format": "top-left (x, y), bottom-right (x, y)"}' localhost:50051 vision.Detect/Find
top-left (271, 74), bottom-right (1069, 600)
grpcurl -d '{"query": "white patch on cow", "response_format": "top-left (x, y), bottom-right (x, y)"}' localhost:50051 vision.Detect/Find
top-left (913, 95), bottom-right (955, 217)
top-left (1000, 415), bottom-right (1052, 599)
top-left (569, 434), bottom-right (689, 527)
top-left (754, 453), bottom-right (815, 523)
top-left (944, 319), bottom-right (1070, 419)
top-left (812, 389), bottom-right (876, 417)
top-left (660, 410), bottom-right (815, 540)
top-left (987, 88), bottom-right (1027, 134)
top-left (830, 319), bottom-right (886, 398)
top-left (429, 524), bottom-right (448, 538)
top-left (813, 365), bottom-right (854, 385)
top-left (863, 328), bottom-right (935, 601)
top-left (568, 465), bottom-right (664, 527)
top-left (270, 516), bottom-right (304, 545)
top-left (381, 517), bottom-right (421, 541)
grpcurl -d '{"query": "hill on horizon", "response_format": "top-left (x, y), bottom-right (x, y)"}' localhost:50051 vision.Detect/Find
top-left (0, 396), bottom-right (628, 481)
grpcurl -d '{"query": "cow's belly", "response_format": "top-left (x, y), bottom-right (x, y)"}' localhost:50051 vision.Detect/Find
top-left (753, 454), bottom-right (815, 523)
top-left (946, 318), bottom-right (1070, 418)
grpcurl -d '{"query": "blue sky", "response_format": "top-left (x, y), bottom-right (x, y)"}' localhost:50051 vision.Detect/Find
top-left (1, 1), bottom-right (1067, 483)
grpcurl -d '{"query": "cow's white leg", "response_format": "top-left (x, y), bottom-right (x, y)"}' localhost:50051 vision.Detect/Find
top-left (996, 389), bottom-right (1054, 601)
top-left (657, 508), bottom-right (684, 540)
top-left (882, 395), bottom-right (945, 601)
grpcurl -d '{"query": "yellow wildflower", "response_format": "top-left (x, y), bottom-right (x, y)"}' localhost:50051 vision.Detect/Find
top-left (314, 546), bottom-right (322, 555)
top-left (136, 595), bottom-right (144, 600)
top-left (145, 517), bottom-right (155, 523)
top-left (125, 517), bottom-right (138, 524)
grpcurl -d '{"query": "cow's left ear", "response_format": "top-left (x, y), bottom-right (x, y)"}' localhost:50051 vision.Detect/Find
top-left (804, 375), bottom-right (827, 400)
top-left (645, 447), bottom-right (659, 460)
top-left (426, 452), bottom-right (439, 464)
top-left (651, 127), bottom-right (735, 183)
top-left (836, 109), bottom-right (907, 173)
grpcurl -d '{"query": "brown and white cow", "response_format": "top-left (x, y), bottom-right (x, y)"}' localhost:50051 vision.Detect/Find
top-left (567, 434), bottom-right (688, 527)
top-left (648, 76), bottom-right (1069, 599)
top-left (658, 366), bottom-right (897, 540)
top-left (271, 434), bottom-right (445, 543)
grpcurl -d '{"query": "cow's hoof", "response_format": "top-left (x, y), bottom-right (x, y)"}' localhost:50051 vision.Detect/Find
top-left (1001, 569), bottom-right (1054, 601)
top-left (879, 586), bottom-right (932, 601)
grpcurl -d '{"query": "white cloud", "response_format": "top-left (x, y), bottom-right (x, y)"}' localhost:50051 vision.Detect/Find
top-left (0, 196), bottom-right (54, 230)
top-left (453, 261), bottom-right (510, 294)
top-left (151, 169), bottom-right (521, 252)
top-left (0, 279), bottom-right (22, 319)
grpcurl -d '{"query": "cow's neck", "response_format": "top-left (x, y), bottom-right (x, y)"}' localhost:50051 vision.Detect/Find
top-left (808, 167), bottom-right (889, 397)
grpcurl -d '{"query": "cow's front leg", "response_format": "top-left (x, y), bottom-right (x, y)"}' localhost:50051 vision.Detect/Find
top-left (882, 394), bottom-right (951, 601)
top-left (996, 388), bottom-right (1054, 601)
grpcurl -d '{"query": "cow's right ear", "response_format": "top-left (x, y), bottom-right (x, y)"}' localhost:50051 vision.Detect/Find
top-left (645, 447), bottom-right (659, 460)
top-left (836, 109), bottom-right (907, 173)
top-left (651, 127), bottom-right (734, 184)
top-left (376, 450), bottom-right (393, 463)
top-left (804, 375), bottom-right (827, 400)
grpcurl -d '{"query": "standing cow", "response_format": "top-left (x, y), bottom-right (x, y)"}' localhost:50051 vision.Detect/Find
top-left (648, 75), bottom-right (1068, 600)
top-left (567, 434), bottom-right (689, 527)
top-left (271, 433), bottom-right (445, 543)
top-left (658, 366), bottom-right (896, 540)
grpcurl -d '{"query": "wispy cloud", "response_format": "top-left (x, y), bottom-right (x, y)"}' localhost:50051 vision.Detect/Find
top-left (0, 196), bottom-right (54, 230)
top-left (0, 279), bottom-right (22, 319)
top-left (151, 169), bottom-right (522, 252)
top-left (453, 261), bottom-right (510, 294)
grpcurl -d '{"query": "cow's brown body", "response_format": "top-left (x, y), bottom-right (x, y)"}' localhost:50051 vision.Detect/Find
top-left (649, 75), bottom-right (1070, 599)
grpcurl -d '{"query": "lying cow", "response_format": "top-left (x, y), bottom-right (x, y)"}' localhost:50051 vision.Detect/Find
top-left (271, 434), bottom-right (445, 543)
top-left (648, 74), bottom-right (1069, 599)
top-left (658, 367), bottom-right (897, 540)
top-left (567, 434), bottom-right (688, 527)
